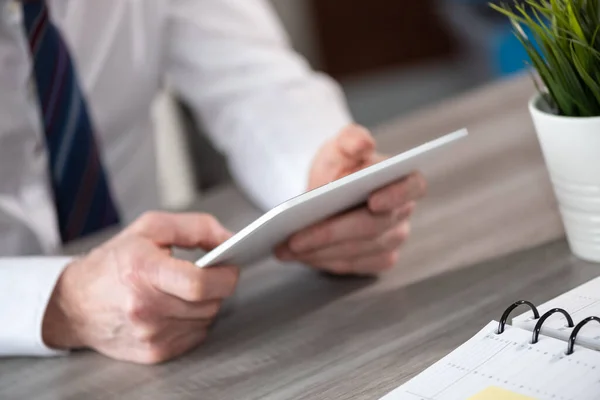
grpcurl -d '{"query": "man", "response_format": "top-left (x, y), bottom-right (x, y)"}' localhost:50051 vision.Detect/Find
top-left (0, 0), bottom-right (426, 364)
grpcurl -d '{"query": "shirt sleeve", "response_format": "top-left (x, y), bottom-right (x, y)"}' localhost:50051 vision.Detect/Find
top-left (164, 0), bottom-right (353, 211)
top-left (0, 257), bottom-right (71, 357)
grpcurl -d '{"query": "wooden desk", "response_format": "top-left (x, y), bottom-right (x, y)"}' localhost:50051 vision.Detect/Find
top-left (1, 75), bottom-right (592, 400)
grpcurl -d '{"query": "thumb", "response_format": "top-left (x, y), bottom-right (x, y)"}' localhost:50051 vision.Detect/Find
top-left (129, 212), bottom-right (233, 251)
top-left (310, 125), bottom-right (376, 188)
top-left (335, 124), bottom-right (376, 162)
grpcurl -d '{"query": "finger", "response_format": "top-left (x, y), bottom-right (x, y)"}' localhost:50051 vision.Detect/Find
top-left (143, 257), bottom-right (239, 302)
top-left (169, 299), bottom-right (223, 321)
top-left (368, 171), bottom-right (427, 213)
top-left (288, 221), bottom-right (410, 263)
top-left (135, 324), bottom-right (208, 365)
top-left (166, 329), bottom-right (209, 360)
top-left (130, 318), bottom-right (209, 346)
top-left (159, 247), bottom-right (173, 257)
top-left (287, 204), bottom-right (411, 254)
top-left (288, 207), bottom-right (391, 253)
top-left (132, 293), bottom-right (223, 321)
top-left (309, 126), bottom-right (376, 188)
top-left (336, 125), bottom-right (376, 161)
top-left (128, 212), bottom-right (233, 251)
top-left (310, 250), bottom-right (400, 276)
top-left (349, 251), bottom-right (401, 274)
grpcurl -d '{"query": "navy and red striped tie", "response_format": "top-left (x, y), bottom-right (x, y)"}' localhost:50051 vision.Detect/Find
top-left (22, 2), bottom-right (121, 243)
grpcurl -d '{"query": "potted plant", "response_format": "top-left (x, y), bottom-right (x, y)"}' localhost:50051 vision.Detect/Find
top-left (492, 0), bottom-right (600, 262)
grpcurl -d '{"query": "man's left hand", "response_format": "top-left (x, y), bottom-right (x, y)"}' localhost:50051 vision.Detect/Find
top-left (275, 124), bottom-right (427, 276)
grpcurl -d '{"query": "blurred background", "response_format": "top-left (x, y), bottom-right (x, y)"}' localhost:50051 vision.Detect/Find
top-left (270, 0), bottom-right (526, 125)
top-left (154, 0), bottom-right (532, 210)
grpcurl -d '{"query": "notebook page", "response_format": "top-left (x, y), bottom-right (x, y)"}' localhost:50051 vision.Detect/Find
top-left (379, 321), bottom-right (600, 400)
top-left (512, 276), bottom-right (600, 351)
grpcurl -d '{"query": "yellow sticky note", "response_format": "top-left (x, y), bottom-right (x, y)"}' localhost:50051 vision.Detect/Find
top-left (468, 387), bottom-right (537, 400)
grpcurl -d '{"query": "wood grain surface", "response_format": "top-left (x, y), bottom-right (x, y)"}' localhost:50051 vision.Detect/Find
top-left (0, 75), bottom-right (586, 400)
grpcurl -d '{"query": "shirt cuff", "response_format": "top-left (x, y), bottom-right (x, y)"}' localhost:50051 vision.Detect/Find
top-left (0, 257), bottom-right (72, 357)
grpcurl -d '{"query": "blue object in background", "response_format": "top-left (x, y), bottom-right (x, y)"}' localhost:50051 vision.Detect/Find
top-left (495, 25), bottom-right (534, 76)
top-left (439, 0), bottom-right (539, 78)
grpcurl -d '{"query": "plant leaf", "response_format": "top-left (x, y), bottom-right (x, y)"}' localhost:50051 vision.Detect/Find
top-left (567, 2), bottom-right (587, 43)
top-left (491, 0), bottom-right (600, 117)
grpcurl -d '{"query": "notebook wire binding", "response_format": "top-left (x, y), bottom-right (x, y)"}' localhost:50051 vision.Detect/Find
top-left (497, 299), bottom-right (600, 355)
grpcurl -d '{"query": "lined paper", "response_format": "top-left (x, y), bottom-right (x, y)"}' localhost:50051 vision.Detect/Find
top-left (379, 322), bottom-right (600, 400)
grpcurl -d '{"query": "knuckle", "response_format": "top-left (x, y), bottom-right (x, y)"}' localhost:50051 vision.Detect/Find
top-left (125, 247), bottom-right (147, 273)
top-left (375, 237), bottom-right (390, 252)
top-left (382, 191), bottom-right (401, 207)
top-left (130, 211), bottom-right (170, 237)
top-left (184, 277), bottom-right (206, 301)
top-left (124, 296), bottom-right (149, 322)
top-left (401, 222), bottom-right (412, 238)
top-left (364, 216), bottom-right (383, 237)
top-left (221, 267), bottom-right (240, 297)
top-left (198, 213), bottom-right (220, 230)
top-left (315, 224), bottom-right (335, 247)
top-left (203, 301), bottom-right (222, 319)
top-left (142, 345), bottom-right (168, 365)
top-left (137, 211), bottom-right (162, 230)
top-left (391, 223), bottom-right (411, 244)
top-left (133, 325), bottom-right (159, 344)
top-left (118, 247), bottom-right (151, 292)
top-left (347, 124), bottom-right (373, 144)
top-left (322, 225), bottom-right (336, 245)
top-left (388, 184), bottom-right (407, 204)
top-left (342, 242), bottom-right (361, 257)
top-left (382, 251), bottom-right (400, 270)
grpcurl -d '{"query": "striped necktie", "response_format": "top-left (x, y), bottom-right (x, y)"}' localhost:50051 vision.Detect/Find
top-left (22, 2), bottom-right (121, 243)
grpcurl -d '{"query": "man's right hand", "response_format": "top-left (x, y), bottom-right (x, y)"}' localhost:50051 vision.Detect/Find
top-left (41, 212), bottom-right (239, 365)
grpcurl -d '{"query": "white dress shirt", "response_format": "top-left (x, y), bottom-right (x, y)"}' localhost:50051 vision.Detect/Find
top-left (0, 0), bottom-right (352, 357)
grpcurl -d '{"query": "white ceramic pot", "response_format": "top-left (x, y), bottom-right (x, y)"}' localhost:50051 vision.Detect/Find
top-left (530, 94), bottom-right (600, 263)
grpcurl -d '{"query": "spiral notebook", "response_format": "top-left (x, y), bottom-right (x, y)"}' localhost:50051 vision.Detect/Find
top-left (512, 277), bottom-right (600, 352)
top-left (380, 276), bottom-right (600, 400)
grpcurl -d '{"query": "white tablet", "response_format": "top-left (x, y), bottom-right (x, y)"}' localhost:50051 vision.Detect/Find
top-left (196, 128), bottom-right (468, 268)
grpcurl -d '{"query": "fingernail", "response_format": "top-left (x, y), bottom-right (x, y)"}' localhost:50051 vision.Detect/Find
top-left (220, 228), bottom-right (234, 242)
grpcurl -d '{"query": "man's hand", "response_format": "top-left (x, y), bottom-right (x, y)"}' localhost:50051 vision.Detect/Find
top-left (42, 212), bottom-right (239, 364)
top-left (276, 125), bottom-right (427, 276)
